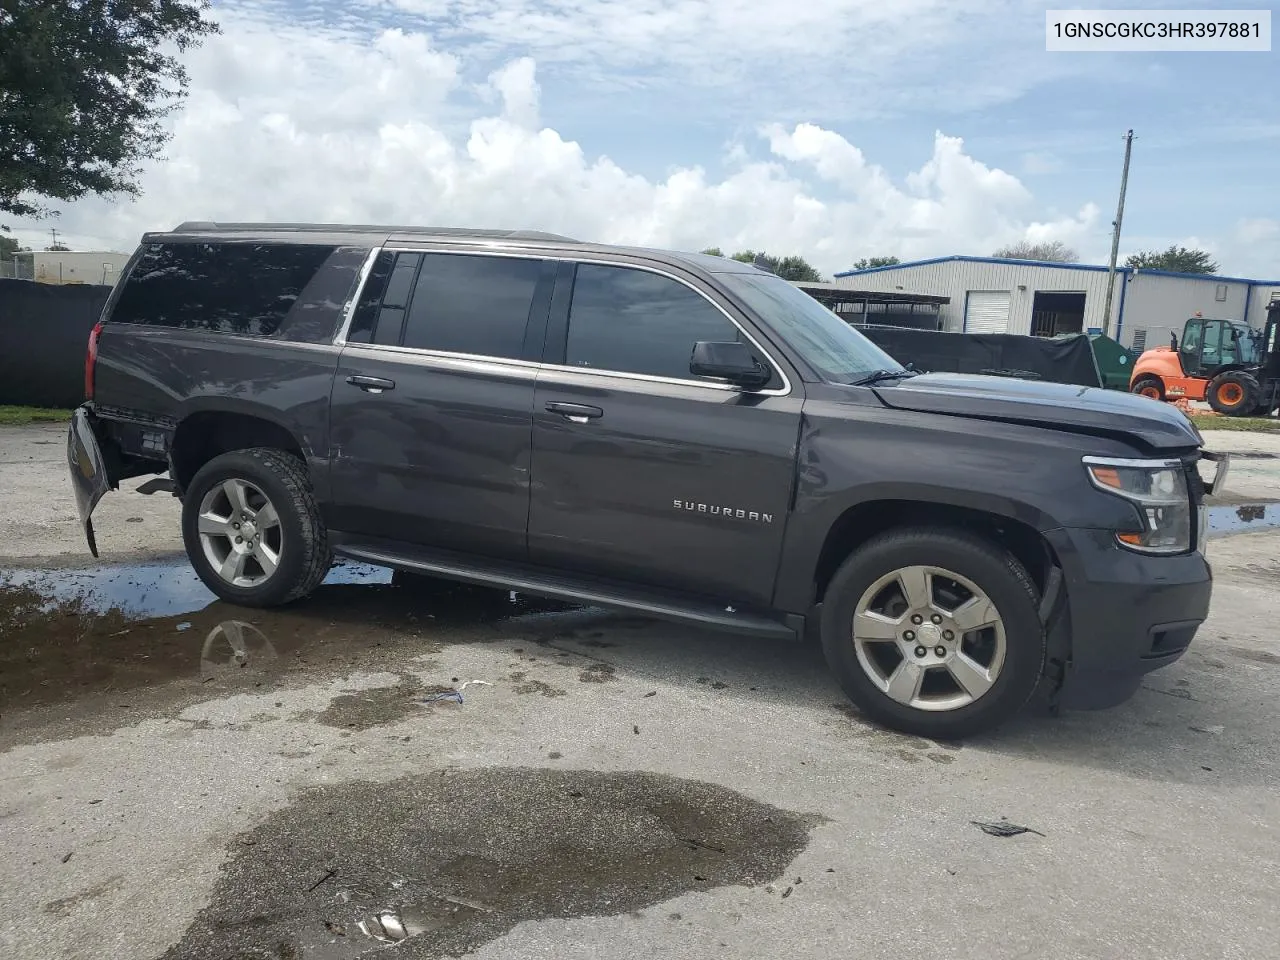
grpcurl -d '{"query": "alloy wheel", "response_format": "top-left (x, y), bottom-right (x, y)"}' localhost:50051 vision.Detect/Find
top-left (196, 478), bottom-right (284, 587)
top-left (851, 564), bottom-right (1007, 712)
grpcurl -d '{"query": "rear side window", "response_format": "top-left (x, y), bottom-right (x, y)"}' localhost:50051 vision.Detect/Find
top-left (110, 242), bottom-right (336, 336)
top-left (402, 254), bottom-right (544, 358)
top-left (564, 264), bottom-right (743, 381)
top-left (348, 251), bottom-right (544, 361)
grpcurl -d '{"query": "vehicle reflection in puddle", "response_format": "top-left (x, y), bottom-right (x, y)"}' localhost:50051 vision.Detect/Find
top-left (1207, 503), bottom-right (1280, 536)
top-left (200, 619), bottom-right (278, 682)
top-left (0, 560), bottom-right (580, 712)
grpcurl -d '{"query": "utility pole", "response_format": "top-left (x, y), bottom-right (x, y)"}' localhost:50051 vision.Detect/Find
top-left (1101, 130), bottom-right (1134, 339)
top-left (49, 227), bottom-right (60, 250)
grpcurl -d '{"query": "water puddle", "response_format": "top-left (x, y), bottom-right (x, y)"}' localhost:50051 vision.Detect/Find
top-left (1207, 503), bottom-right (1280, 537)
top-left (157, 768), bottom-right (816, 960)
top-left (0, 559), bottom-right (579, 713)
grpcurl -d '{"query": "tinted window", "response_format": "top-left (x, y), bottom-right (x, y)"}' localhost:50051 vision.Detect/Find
top-left (372, 253), bottom-right (422, 346)
top-left (111, 242), bottom-right (335, 336)
top-left (401, 254), bottom-right (543, 359)
top-left (565, 264), bottom-right (744, 381)
top-left (346, 251), bottom-right (394, 344)
top-left (279, 246), bottom-right (373, 343)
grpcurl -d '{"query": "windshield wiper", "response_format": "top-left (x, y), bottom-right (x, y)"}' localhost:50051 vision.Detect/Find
top-left (851, 368), bottom-right (916, 386)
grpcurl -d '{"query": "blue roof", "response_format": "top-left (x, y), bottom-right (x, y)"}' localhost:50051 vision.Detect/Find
top-left (834, 255), bottom-right (1280, 286)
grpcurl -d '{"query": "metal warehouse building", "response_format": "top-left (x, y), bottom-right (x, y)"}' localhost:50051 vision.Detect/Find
top-left (3, 250), bottom-right (132, 285)
top-left (834, 256), bottom-right (1280, 352)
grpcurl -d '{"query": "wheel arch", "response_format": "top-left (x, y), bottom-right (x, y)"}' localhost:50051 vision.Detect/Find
top-left (169, 403), bottom-right (310, 495)
top-left (807, 497), bottom-right (1061, 610)
top-left (1129, 348), bottom-right (1183, 387)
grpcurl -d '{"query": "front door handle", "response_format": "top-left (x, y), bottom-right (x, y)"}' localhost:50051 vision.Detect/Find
top-left (347, 375), bottom-right (395, 394)
top-left (545, 401), bottom-right (603, 424)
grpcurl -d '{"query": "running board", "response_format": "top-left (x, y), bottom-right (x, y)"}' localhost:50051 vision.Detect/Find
top-left (330, 535), bottom-right (800, 640)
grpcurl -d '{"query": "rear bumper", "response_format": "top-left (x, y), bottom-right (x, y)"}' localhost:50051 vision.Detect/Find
top-left (66, 406), bottom-right (113, 557)
top-left (1045, 527), bottom-right (1212, 710)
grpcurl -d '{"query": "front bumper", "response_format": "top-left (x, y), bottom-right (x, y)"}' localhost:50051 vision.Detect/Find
top-left (66, 406), bottom-right (113, 557)
top-left (1045, 526), bottom-right (1212, 710)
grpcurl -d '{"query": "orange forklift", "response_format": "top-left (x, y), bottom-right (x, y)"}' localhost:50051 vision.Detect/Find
top-left (1129, 304), bottom-right (1280, 416)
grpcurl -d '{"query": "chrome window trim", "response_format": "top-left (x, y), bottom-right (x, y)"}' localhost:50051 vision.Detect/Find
top-left (332, 246), bottom-right (384, 346)
top-left (537, 362), bottom-right (762, 394)
top-left (329, 245), bottom-right (793, 397)
top-left (339, 341), bottom-right (541, 377)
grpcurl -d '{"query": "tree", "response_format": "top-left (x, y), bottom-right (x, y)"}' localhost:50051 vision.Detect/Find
top-left (700, 247), bottom-right (724, 257)
top-left (728, 249), bottom-right (824, 282)
top-left (991, 240), bottom-right (1079, 262)
top-left (0, 233), bottom-right (21, 259)
top-left (850, 256), bottom-right (900, 270)
top-left (1124, 245), bottom-right (1219, 274)
top-left (45, 242), bottom-right (69, 251)
top-left (0, 1), bottom-right (219, 220)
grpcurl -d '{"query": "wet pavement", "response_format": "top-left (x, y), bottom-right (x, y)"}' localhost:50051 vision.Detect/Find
top-left (1206, 502), bottom-right (1280, 536)
top-left (4, 510), bottom-right (1280, 959)
top-left (0, 560), bottom-right (581, 721)
top-left (159, 768), bottom-right (815, 960)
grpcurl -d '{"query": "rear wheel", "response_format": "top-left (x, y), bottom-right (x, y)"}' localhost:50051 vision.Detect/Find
top-left (1206, 371), bottom-right (1261, 416)
top-left (1131, 375), bottom-right (1165, 401)
top-left (819, 528), bottom-right (1045, 740)
top-left (181, 447), bottom-right (331, 607)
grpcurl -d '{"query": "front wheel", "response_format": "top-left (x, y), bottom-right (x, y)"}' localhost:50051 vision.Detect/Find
top-left (181, 447), bottom-right (331, 607)
top-left (820, 528), bottom-right (1046, 740)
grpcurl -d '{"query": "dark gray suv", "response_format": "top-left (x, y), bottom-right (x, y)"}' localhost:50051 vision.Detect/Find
top-left (67, 222), bottom-right (1229, 738)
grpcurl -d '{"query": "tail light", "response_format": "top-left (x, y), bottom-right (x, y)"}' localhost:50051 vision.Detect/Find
top-left (85, 321), bottom-right (104, 400)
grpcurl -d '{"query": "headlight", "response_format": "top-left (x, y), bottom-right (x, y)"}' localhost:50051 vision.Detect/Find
top-left (1083, 456), bottom-right (1191, 554)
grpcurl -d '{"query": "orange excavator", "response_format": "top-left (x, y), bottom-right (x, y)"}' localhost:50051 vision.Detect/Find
top-left (1129, 306), bottom-right (1280, 416)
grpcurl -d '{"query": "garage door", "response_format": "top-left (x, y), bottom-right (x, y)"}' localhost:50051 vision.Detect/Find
top-left (964, 291), bottom-right (1011, 333)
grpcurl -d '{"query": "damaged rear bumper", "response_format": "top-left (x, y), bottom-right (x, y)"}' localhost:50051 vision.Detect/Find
top-left (66, 406), bottom-right (113, 557)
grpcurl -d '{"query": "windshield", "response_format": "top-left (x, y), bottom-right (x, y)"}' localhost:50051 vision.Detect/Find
top-left (1229, 323), bottom-right (1259, 364)
top-left (718, 273), bottom-right (905, 384)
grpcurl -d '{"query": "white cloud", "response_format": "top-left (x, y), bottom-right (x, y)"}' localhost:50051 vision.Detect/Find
top-left (5, 7), bottom-right (1104, 275)
top-left (1021, 152), bottom-right (1063, 176)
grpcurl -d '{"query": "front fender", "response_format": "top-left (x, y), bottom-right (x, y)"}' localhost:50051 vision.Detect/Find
top-left (770, 402), bottom-right (1141, 613)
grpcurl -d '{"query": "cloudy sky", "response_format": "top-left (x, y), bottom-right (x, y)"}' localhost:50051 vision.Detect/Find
top-left (9, 0), bottom-right (1280, 277)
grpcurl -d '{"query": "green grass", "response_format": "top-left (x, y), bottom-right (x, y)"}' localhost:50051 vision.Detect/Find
top-left (1192, 416), bottom-right (1280, 433)
top-left (0, 405), bottom-right (73, 426)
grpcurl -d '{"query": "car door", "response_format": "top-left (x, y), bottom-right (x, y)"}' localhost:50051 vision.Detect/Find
top-left (328, 248), bottom-right (556, 561)
top-left (528, 260), bottom-right (805, 607)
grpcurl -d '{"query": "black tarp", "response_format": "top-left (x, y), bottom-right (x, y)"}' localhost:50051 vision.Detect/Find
top-left (856, 325), bottom-right (1103, 388)
top-left (0, 279), bottom-right (112, 408)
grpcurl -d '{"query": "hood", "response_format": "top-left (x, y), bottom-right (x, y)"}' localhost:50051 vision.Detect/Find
top-left (873, 372), bottom-right (1202, 451)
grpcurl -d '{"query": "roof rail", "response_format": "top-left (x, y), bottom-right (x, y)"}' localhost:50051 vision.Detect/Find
top-left (169, 222), bottom-right (578, 242)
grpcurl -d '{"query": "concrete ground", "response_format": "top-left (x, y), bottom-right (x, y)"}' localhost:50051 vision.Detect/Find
top-left (2, 423), bottom-right (1278, 960)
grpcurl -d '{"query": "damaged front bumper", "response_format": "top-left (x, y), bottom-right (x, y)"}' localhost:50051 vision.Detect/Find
top-left (66, 406), bottom-right (113, 557)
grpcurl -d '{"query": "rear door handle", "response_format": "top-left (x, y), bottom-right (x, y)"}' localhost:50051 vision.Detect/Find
top-left (347, 375), bottom-right (395, 394)
top-left (545, 401), bottom-right (604, 424)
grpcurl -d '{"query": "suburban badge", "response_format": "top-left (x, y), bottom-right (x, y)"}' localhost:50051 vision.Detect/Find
top-left (673, 499), bottom-right (774, 524)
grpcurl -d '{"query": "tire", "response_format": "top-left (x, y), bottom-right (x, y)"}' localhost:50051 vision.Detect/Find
top-left (181, 447), bottom-right (331, 607)
top-left (1130, 375), bottom-right (1165, 402)
top-left (819, 528), bottom-right (1045, 740)
top-left (1206, 371), bottom-right (1261, 416)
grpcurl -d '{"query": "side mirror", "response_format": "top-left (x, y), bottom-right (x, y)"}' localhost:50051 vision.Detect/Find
top-left (690, 341), bottom-right (771, 390)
